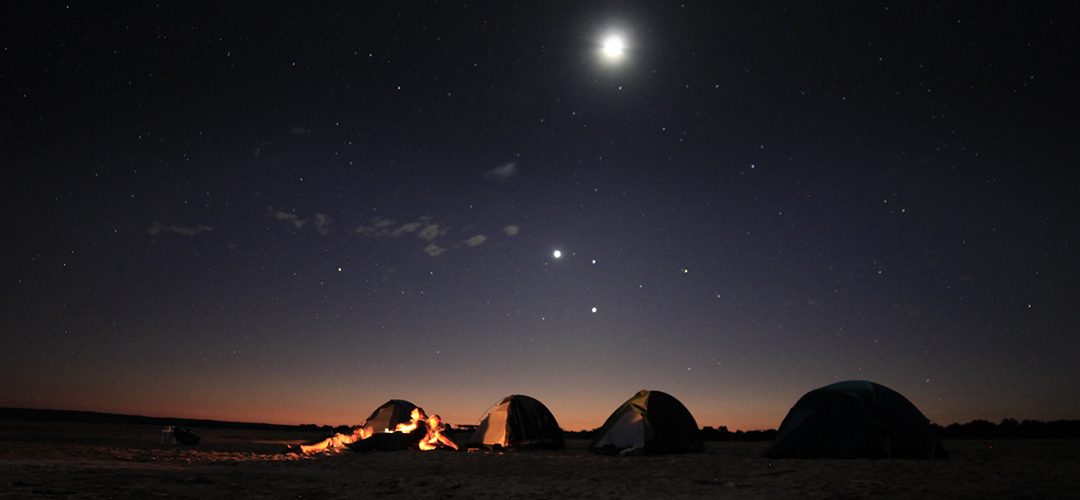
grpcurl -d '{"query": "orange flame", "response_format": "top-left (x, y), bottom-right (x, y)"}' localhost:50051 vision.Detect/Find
top-left (418, 414), bottom-right (459, 451)
top-left (297, 406), bottom-right (457, 454)
top-left (392, 408), bottom-right (424, 434)
top-left (298, 425), bottom-right (370, 454)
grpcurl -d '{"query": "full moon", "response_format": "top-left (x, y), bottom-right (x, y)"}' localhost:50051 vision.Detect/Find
top-left (600, 35), bottom-right (626, 61)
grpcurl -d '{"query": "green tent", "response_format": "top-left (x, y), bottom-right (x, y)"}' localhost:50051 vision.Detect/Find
top-left (590, 390), bottom-right (703, 455)
top-left (765, 380), bottom-right (947, 459)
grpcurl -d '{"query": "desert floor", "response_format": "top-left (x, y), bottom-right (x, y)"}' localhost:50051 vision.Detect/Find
top-left (2, 419), bottom-right (1078, 499)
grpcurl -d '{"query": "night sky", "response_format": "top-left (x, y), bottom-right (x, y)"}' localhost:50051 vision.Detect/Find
top-left (4, 2), bottom-right (1079, 431)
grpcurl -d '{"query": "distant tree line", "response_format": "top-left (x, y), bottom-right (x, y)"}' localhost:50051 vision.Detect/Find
top-left (561, 427), bottom-right (779, 441)
top-left (931, 419), bottom-right (1080, 439)
top-left (566, 420), bottom-right (1080, 442)
top-left (700, 426), bottom-right (778, 441)
top-left (698, 419), bottom-right (1080, 441)
top-left (561, 429), bottom-right (597, 440)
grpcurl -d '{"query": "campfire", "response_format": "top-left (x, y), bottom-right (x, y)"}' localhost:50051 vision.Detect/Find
top-left (418, 413), bottom-right (458, 451)
top-left (383, 407), bottom-right (459, 451)
top-left (392, 408), bottom-right (423, 433)
top-left (297, 405), bottom-right (458, 454)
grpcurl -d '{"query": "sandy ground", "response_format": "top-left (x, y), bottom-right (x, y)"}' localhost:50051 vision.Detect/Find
top-left (2, 419), bottom-right (1079, 499)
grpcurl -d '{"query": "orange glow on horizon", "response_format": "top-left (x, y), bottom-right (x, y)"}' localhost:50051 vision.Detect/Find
top-left (8, 389), bottom-right (966, 435)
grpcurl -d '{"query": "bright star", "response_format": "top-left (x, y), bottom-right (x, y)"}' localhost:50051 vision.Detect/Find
top-left (602, 36), bottom-right (625, 58)
top-left (553, 250), bottom-right (562, 259)
top-left (599, 33), bottom-right (627, 64)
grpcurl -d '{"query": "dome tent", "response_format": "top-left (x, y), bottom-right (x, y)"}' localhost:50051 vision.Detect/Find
top-left (468, 394), bottom-right (565, 449)
top-left (589, 390), bottom-right (703, 455)
top-left (346, 399), bottom-right (428, 452)
top-left (765, 380), bottom-right (947, 459)
top-left (361, 399), bottom-right (421, 434)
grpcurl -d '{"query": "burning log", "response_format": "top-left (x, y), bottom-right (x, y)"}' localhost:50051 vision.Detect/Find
top-left (350, 409), bottom-right (459, 452)
top-left (294, 405), bottom-right (459, 454)
top-left (295, 426), bottom-right (372, 454)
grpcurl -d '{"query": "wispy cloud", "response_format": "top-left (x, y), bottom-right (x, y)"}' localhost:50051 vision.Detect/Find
top-left (464, 234), bottom-right (487, 247)
top-left (356, 217), bottom-right (396, 237)
top-left (358, 217), bottom-right (449, 243)
top-left (354, 215), bottom-right (515, 256)
top-left (391, 222), bottom-right (422, 237)
top-left (484, 161), bottom-right (518, 182)
top-left (314, 213), bottom-right (331, 235)
top-left (275, 211), bottom-right (307, 229)
top-left (146, 221), bottom-right (213, 237)
top-left (417, 223), bottom-right (445, 241)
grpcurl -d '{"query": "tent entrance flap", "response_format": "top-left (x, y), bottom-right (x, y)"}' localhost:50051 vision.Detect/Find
top-left (589, 389), bottom-right (703, 455)
top-left (594, 409), bottom-right (645, 450)
top-left (476, 401), bottom-right (510, 446)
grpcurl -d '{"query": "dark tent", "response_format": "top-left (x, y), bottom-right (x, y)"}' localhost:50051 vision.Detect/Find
top-left (589, 389), bottom-right (703, 455)
top-left (361, 399), bottom-right (422, 435)
top-left (765, 380), bottom-right (947, 459)
top-left (468, 395), bottom-right (565, 449)
top-left (345, 399), bottom-right (425, 452)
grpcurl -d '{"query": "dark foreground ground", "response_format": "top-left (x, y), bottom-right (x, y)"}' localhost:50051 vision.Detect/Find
top-left (1, 419), bottom-right (1078, 499)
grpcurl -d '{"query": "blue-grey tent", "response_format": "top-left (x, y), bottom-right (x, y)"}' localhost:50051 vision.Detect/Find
top-left (765, 381), bottom-right (946, 459)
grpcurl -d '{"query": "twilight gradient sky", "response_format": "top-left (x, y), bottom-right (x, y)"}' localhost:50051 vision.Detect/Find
top-left (3, 2), bottom-right (1079, 431)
